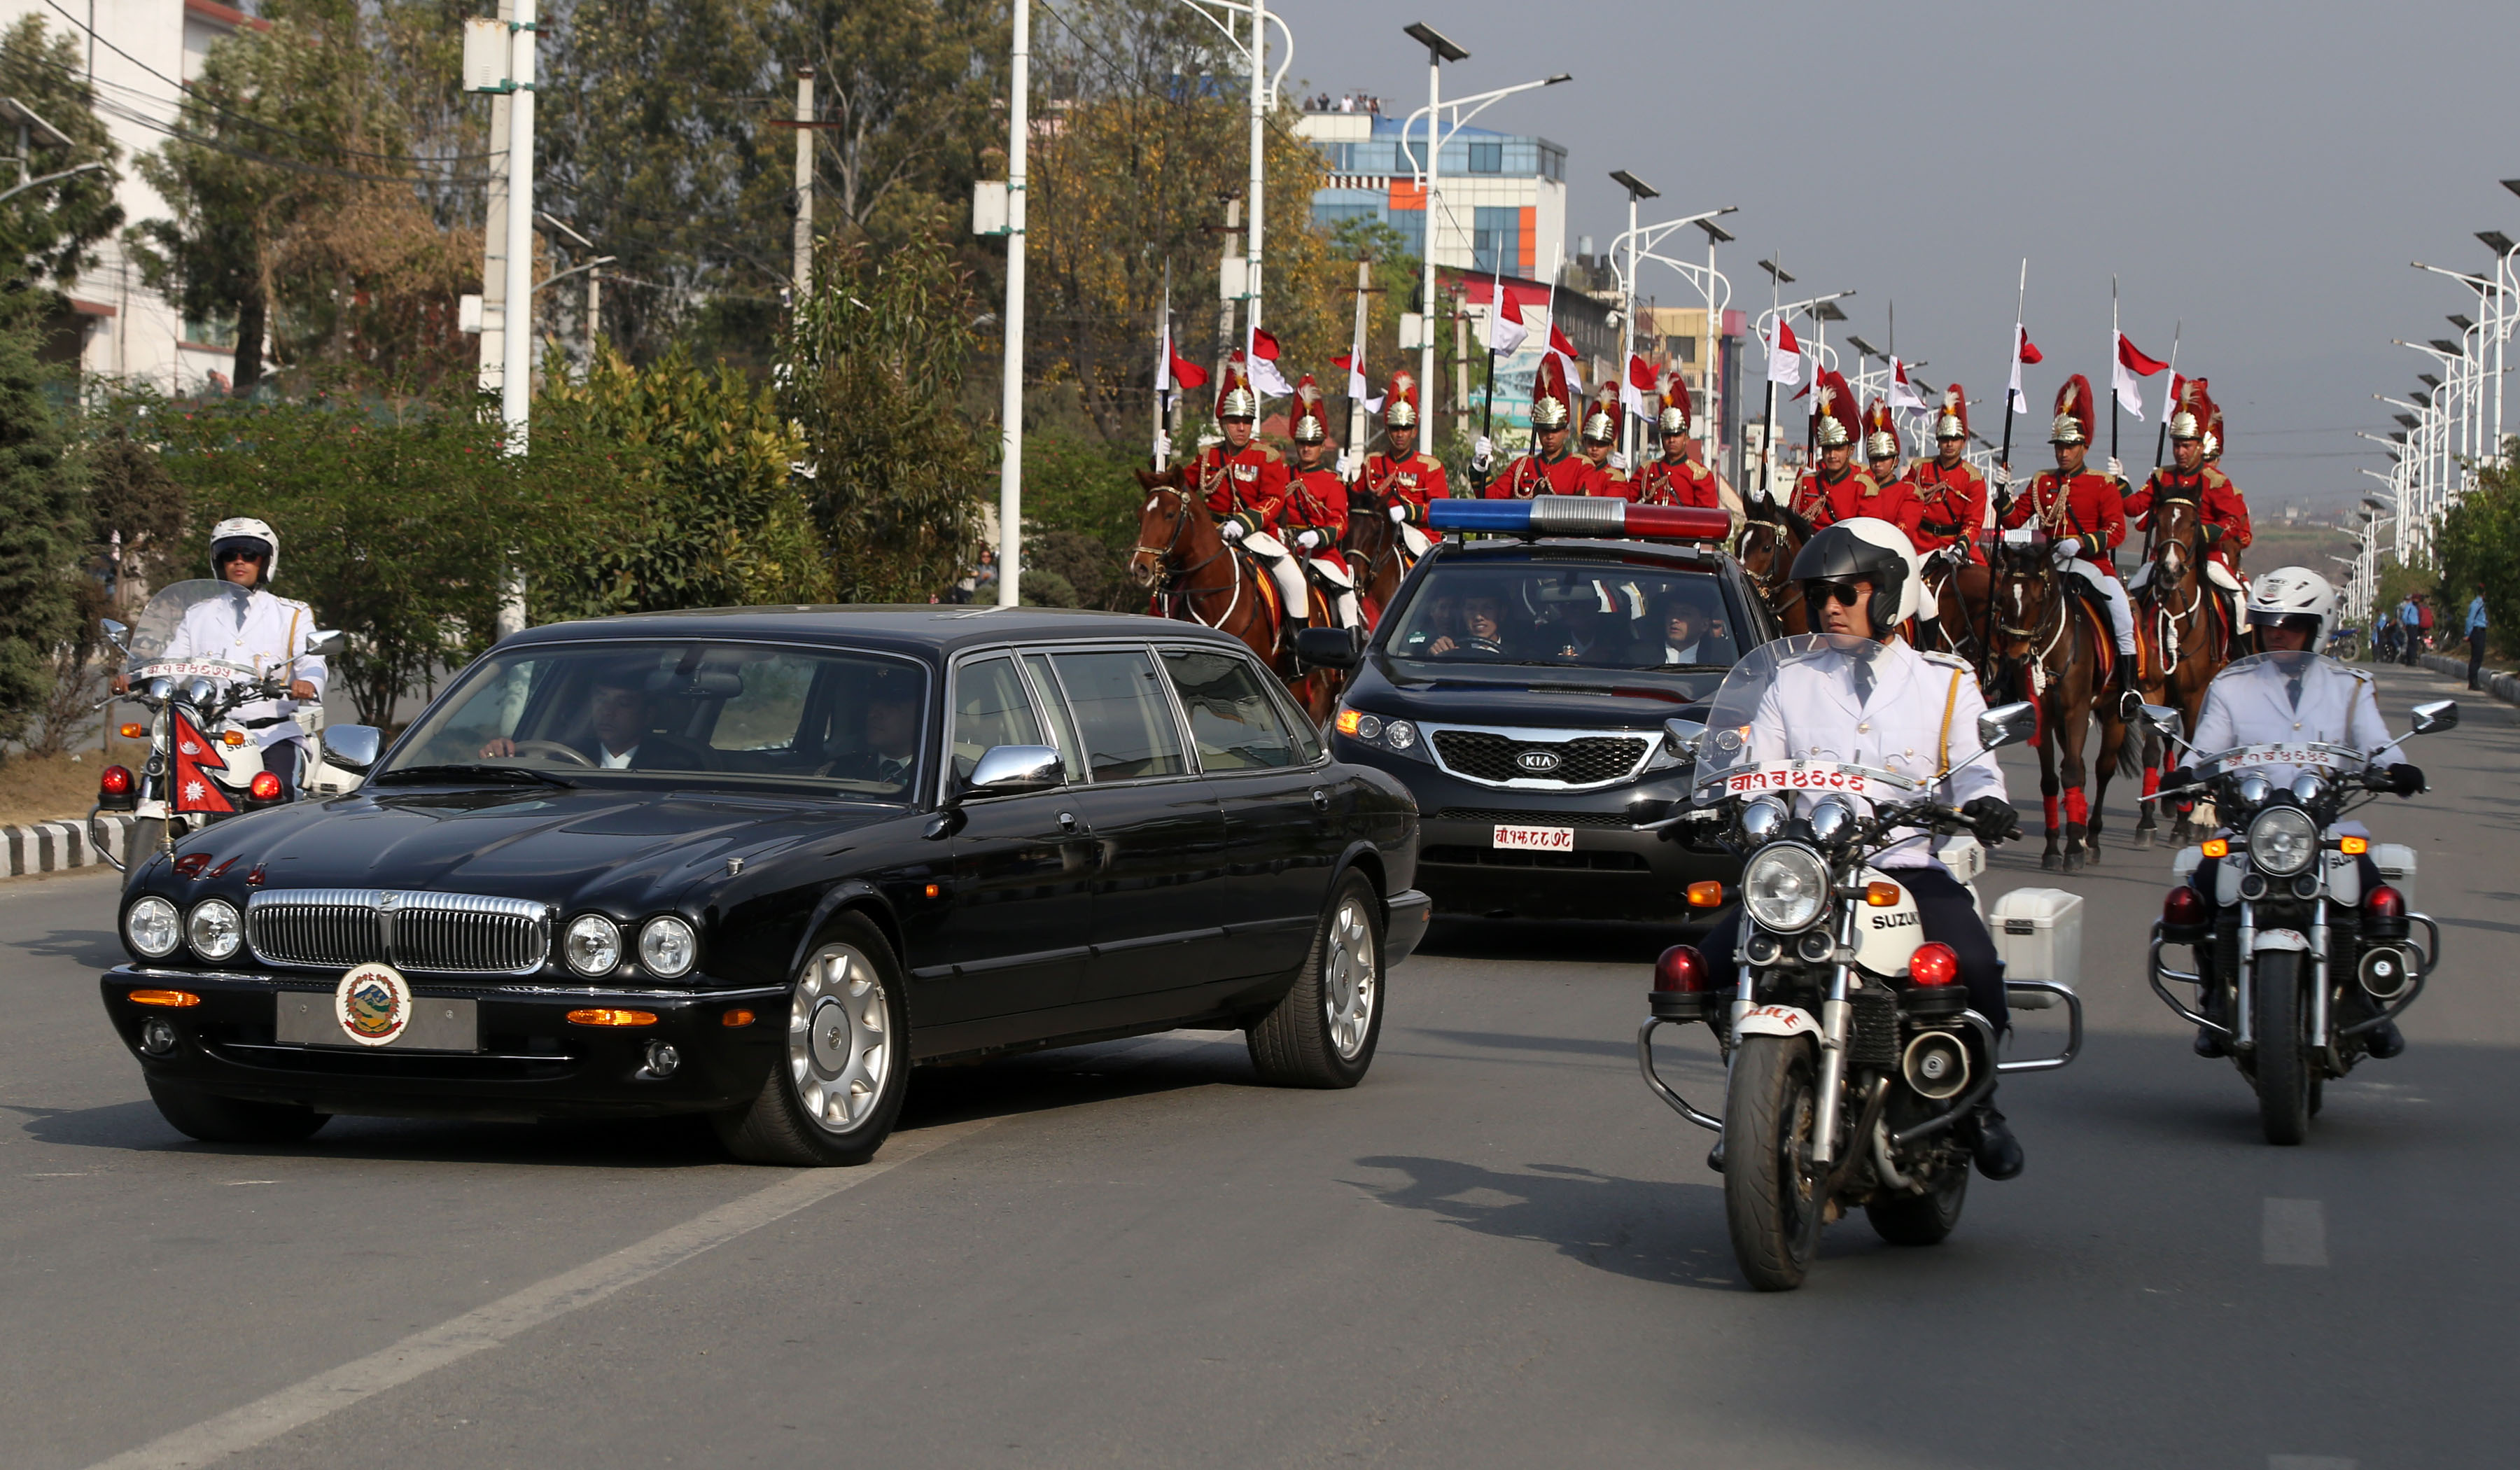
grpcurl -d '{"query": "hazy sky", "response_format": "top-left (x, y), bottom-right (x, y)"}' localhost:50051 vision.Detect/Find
top-left (1266, 0), bottom-right (2519, 506)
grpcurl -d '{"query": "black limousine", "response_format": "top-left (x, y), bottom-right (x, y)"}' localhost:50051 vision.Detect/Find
top-left (101, 608), bottom-right (1428, 1165)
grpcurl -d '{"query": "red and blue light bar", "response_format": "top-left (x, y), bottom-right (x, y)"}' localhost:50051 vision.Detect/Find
top-left (1427, 497), bottom-right (1730, 542)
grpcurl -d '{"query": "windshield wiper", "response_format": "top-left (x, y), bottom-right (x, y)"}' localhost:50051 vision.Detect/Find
top-left (371, 763), bottom-right (578, 788)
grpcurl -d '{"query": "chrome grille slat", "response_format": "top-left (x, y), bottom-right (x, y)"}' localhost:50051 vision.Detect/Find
top-left (248, 889), bottom-right (550, 975)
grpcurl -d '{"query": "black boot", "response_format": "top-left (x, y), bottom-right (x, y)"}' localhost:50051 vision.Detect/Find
top-left (2113, 654), bottom-right (2141, 720)
top-left (1706, 1135), bottom-right (1726, 1173)
top-left (2194, 1026), bottom-right (2229, 1058)
top-left (2195, 980), bottom-right (2231, 1056)
top-left (1967, 1102), bottom-right (2024, 1180)
top-left (2366, 1019), bottom-right (2407, 1059)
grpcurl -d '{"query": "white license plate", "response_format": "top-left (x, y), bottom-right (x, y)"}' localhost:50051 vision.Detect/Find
top-left (1492, 824), bottom-right (1574, 852)
top-left (274, 991), bottom-right (480, 1051)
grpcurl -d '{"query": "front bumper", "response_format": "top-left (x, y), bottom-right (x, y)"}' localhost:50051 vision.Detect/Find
top-left (1334, 738), bottom-right (1735, 921)
top-left (100, 965), bottom-right (784, 1121)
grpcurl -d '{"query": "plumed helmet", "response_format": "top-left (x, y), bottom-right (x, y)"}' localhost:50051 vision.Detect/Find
top-left (1788, 517), bottom-right (1921, 634)
top-left (1216, 356), bottom-right (1258, 421)
top-left (2204, 391), bottom-right (2225, 461)
top-left (1861, 398), bottom-right (1900, 463)
top-left (1383, 368), bottom-right (1419, 429)
top-left (1290, 374), bottom-right (1329, 444)
top-left (2166, 377), bottom-right (2211, 442)
top-left (1656, 377), bottom-right (1690, 437)
top-left (1934, 383), bottom-right (1968, 442)
top-left (1532, 354), bottom-right (1574, 431)
top-left (2245, 566), bottom-right (2337, 648)
top-left (209, 515), bottom-right (280, 582)
top-left (1581, 384), bottom-right (1620, 445)
top-left (1812, 370), bottom-right (1857, 448)
top-left (2047, 374), bottom-right (2096, 446)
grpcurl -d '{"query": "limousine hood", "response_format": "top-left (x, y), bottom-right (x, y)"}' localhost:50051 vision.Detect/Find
top-left (1355, 658), bottom-right (1714, 731)
top-left (142, 785), bottom-right (906, 913)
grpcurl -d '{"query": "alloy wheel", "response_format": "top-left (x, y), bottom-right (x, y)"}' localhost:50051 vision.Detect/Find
top-left (788, 942), bottom-right (892, 1135)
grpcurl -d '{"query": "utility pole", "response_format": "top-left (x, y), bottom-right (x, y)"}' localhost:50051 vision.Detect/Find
top-left (996, 0), bottom-right (1028, 606)
top-left (496, 0), bottom-right (537, 636)
top-left (1244, 0), bottom-right (1266, 344)
top-left (1346, 257), bottom-right (1371, 453)
top-left (476, 0), bottom-right (515, 396)
top-left (1214, 195), bottom-right (1240, 383)
top-left (792, 66), bottom-right (815, 298)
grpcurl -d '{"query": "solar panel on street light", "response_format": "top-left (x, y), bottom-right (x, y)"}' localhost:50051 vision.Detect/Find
top-left (1815, 300), bottom-right (1848, 322)
top-left (1403, 22), bottom-right (1469, 62)
top-left (2481, 230), bottom-right (2516, 255)
top-left (1756, 258), bottom-right (1793, 284)
top-left (2448, 313), bottom-right (2474, 330)
top-left (1694, 215), bottom-right (1737, 245)
top-left (2430, 339), bottom-right (2461, 354)
top-left (1846, 335), bottom-right (1881, 359)
top-left (1609, 169), bottom-right (1659, 201)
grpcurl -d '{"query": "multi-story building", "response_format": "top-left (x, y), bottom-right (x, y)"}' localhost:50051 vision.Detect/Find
top-left (1294, 108), bottom-right (1566, 284)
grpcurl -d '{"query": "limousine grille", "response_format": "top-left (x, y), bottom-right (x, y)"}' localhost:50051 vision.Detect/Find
top-left (247, 889), bottom-right (551, 975)
top-left (1431, 729), bottom-right (1652, 788)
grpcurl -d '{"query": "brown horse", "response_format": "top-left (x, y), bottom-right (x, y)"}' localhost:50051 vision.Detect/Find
top-left (1917, 548), bottom-right (1993, 666)
top-left (1129, 466), bottom-right (1343, 724)
top-left (2130, 498), bottom-right (2230, 848)
top-left (1341, 471), bottom-right (1421, 628)
top-left (1732, 496), bottom-right (1814, 635)
top-left (1989, 536), bottom-right (2136, 871)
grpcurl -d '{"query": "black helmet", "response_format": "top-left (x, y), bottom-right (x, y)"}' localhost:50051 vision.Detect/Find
top-left (1787, 519), bottom-right (1918, 638)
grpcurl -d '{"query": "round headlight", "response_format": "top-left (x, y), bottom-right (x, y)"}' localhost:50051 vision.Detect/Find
top-left (125, 896), bottom-right (181, 959)
top-left (1738, 797), bottom-right (1787, 842)
top-left (2246, 806), bottom-right (2318, 878)
top-left (564, 913), bottom-right (623, 976)
top-left (638, 916), bottom-right (696, 979)
top-left (187, 899), bottom-right (242, 961)
top-left (2233, 774), bottom-right (2272, 810)
top-left (1353, 713), bottom-right (1383, 742)
top-left (1383, 720), bottom-right (1416, 750)
top-left (1808, 794), bottom-right (1856, 843)
top-left (1743, 844), bottom-right (1830, 934)
top-left (2289, 772), bottom-right (2327, 804)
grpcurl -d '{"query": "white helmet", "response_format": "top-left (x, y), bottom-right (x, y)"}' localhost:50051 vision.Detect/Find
top-left (209, 516), bottom-right (279, 582)
top-left (2244, 566), bottom-right (2334, 649)
top-left (1784, 516), bottom-right (1924, 628)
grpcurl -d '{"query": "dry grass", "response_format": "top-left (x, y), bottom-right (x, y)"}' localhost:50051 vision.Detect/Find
top-left (0, 743), bottom-right (153, 829)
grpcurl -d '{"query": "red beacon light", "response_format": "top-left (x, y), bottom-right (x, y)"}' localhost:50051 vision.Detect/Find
top-left (2365, 884), bottom-right (2405, 918)
top-left (2162, 885), bottom-right (2208, 929)
top-left (1650, 943), bottom-right (1714, 1021)
top-left (1427, 498), bottom-right (1731, 542)
top-left (99, 765), bottom-right (133, 797)
top-left (1907, 941), bottom-right (1960, 987)
top-left (248, 771), bottom-right (284, 803)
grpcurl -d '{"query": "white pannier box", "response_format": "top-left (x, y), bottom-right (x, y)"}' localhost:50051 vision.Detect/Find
top-left (1991, 887), bottom-right (2082, 1009)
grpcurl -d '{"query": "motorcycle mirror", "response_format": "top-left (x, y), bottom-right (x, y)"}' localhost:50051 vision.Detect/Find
top-left (2409, 700), bottom-right (2458, 736)
top-left (304, 629), bottom-right (348, 658)
top-left (1976, 701), bottom-right (2038, 752)
top-left (1662, 718), bottom-right (1705, 756)
top-left (2138, 703), bottom-right (2185, 743)
top-left (99, 618), bottom-right (130, 650)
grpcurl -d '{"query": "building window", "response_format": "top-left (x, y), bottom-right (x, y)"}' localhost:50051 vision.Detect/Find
top-left (185, 316), bottom-right (239, 350)
top-left (1472, 206), bottom-right (1520, 276)
top-left (1466, 141), bottom-right (1502, 174)
top-left (1539, 146), bottom-right (1564, 182)
top-left (1666, 335), bottom-right (1696, 364)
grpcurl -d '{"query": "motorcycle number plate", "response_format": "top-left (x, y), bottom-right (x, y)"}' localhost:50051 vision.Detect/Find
top-left (1723, 762), bottom-right (1893, 798)
top-left (132, 660), bottom-right (251, 682)
top-left (2225, 743), bottom-right (2337, 771)
top-left (1492, 825), bottom-right (1573, 853)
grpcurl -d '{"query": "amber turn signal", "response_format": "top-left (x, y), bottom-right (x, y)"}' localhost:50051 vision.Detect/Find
top-left (1685, 880), bottom-right (1724, 908)
top-left (222, 730), bottom-right (248, 747)
top-left (721, 1008), bottom-right (756, 1028)
top-left (119, 722), bottom-right (146, 739)
top-left (2339, 836), bottom-right (2369, 855)
top-left (1334, 708), bottom-right (1363, 736)
top-left (127, 988), bottom-right (201, 1007)
top-left (2201, 838), bottom-right (2230, 859)
top-left (923, 883), bottom-right (941, 899)
top-left (566, 1008), bottom-right (658, 1027)
top-left (1865, 881), bottom-right (1903, 906)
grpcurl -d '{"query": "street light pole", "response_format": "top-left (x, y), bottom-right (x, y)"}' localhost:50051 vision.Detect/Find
top-left (1608, 170), bottom-right (1660, 466)
top-left (495, 0), bottom-right (537, 638)
top-left (996, 0), bottom-right (1029, 606)
top-left (1245, 0), bottom-right (1266, 340)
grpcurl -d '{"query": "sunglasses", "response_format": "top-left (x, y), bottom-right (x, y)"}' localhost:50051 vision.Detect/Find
top-left (1805, 581), bottom-right (1865, 608)
top-left (215, 547), bottom-right (265, 564)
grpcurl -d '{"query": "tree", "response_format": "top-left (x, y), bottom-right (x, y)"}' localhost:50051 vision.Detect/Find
top-left (783, 236), bottom-right (989, 601)
top-left (0, 286), bottom-right (89, 753)
top-left (0, 17), bottom-right (122, 288)
top-left (2437, 437), bottom-right (2520, 659)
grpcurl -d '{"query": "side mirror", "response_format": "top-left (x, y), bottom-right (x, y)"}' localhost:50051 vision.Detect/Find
top-left (1977, 701), bottom-right (2038, 752)
top-left (960, 744), bottom-right (1063, 801)
top-left (1662, 717), bottom-right (1705, 757)
top-left (1293, 625), bottom-right (1365, 670)
top-left (100, 618), bottom-right (129, 650)
top-left (2138, 702), bottom-right (2185, 743)
top-left (2409, 699), bottom-right (2458, 736)
top-left (305, 629), bottom-right (348, 658)
top-left (319, 724), bottom-right (383, 773)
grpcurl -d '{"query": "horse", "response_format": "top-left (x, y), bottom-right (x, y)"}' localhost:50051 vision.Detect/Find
top-left (1341, 470), bottom-right (1422, 627)
top-left (1989, 536), bottom-right (2137, 871)
top-left (1732, 496), bottom-right (1815, 635)
top-left (1129, 465), bottom-right (1343, 724)
top-left (1916, 545), bottom-right (1993, 666)
top-left (2131, 497), bottom-right (2230, 848)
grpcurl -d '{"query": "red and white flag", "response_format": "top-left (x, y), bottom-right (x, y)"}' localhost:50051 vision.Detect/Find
top-left (2005, 324), bottom-right (2042, 412)
top-left (1623, 354), bottom-right (1653, 415)
top-left (1333, 351), bottom-right (1382, 414)
top-left (1888, 356), bottom-right (1925, 410)
top-left (1156, 321), bottom-right (1207, 393)
top-left (2159, 370), bottom-right (2188, 426)
top-left (1546, 322), bottom-right (1583, 391)
top-left (1765, 318), bottom-right (1802, 386)
top-left (1244, 327), bottom-right (1292, 396)
top-left (2112, 332), bottom-right (2168, 419)
top-left (1483, 276), bottom-right (1532, 355)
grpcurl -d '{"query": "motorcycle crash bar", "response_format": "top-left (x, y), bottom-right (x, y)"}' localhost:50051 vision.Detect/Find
top-left (1427, 498), bottom-right (1732, 542)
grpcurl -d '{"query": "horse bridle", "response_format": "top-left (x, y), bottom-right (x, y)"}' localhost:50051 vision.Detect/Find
top-left (1133, 480), bottom-right (1242, 625)
top-left (2143, 499), bottom-right (2207, 676)
top-left (1733, 518), bottom-right (1806, 622)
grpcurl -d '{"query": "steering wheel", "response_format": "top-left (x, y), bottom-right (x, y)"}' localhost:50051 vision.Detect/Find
top-left (503, 739), bottom-right (596, 767)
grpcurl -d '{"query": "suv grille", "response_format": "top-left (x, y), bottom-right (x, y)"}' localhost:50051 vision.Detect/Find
top-left (248, 889), bottom-right (552, 975)
top-left (1432, 730), bottom-right (1650, 787)
top-left (1434, 807), bottom-right (1634, 828)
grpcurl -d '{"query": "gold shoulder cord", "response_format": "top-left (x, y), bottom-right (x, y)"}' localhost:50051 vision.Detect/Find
top-left (1935, 666), bottom-right (1964, 778)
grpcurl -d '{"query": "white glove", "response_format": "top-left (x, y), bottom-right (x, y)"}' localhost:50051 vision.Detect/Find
top-left (2105, 455), bottom-right (2124, 479)
top-left (1989, 463), bottom-right (2013, 489)
top-left (1472, 435), bottom-right (1494, 471)
top-left (1295, 529), bottom-right (1321, 551)
top-left (2051, 535), bottom-right (2080, 563)
top-left (1388, 503), bottom-right (1408, 524)
top-left (1219, 519), bottom-right (1245, 542)
top-left (1607, 451), bottom-right (1630, 472)
top-left (1153, 431), bottom-right (1171, 464)
top-left (1334, 449), bottom-right (1354, 480)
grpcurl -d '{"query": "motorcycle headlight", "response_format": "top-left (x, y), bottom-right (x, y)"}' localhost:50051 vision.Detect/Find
top-left (2246, 806), bottom-right (2318, 878)
top-left (125, 895), bottom-right (181, 959)
top-left (1742, 844), bottom-right (1830, 934)
top-left (186, 899), bottom-right (242, 961)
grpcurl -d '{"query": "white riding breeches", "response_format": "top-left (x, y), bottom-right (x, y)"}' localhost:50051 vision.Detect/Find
top-left (1251, 536), bottom-right (1359, 628)
top-left (2067, 560), bottom-right (2138, 654)
top-left (1399, 523), bottom-right (1432, 557)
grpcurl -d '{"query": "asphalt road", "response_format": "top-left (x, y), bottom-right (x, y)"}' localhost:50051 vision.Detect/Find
top-left (3, 659), bottom-right (2510, 1469)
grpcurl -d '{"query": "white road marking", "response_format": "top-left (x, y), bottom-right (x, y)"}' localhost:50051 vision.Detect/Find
top-left (2268, 1457), bottom-right (2356, 1469)
top-left (80, 1119), bottom-right (990, 1470)
top-left (2262, 1198), bottom-right (2329, 1267)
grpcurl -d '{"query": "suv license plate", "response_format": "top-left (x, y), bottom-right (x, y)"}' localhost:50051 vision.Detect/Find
top-left (1492, 824), bottom-right (1574, 853)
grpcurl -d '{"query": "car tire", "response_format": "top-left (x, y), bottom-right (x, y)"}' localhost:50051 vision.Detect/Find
top-left (1247, 871), bottom-right (1383, 1088)
top-left (714, 913), bottom-right (910, 1166)
top-left (146, 1078), bottom-right (328, 1144)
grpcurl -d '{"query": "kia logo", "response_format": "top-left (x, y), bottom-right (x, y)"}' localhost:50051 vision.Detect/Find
top-left (1516, 750), bottom-right (1561, 774)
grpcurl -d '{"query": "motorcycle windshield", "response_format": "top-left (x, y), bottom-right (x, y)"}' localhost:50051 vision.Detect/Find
top-left (2194, 651), bottom-right (2379, 774)
top-left (120, 580), bottom-right (267, 681)
top-left (1690, 633), bottom-right (1924, 806)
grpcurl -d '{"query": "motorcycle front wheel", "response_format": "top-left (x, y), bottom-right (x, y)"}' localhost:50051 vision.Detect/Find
top-left (1865, 1155), bottom-right (1969, 1246)
top-left (1724, 1035), bottom-right (1826, 1291)
top-left (2252, 950), bottom-right (2311, 1146)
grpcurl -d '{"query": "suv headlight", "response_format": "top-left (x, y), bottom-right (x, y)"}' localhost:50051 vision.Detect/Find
top-left (2246, 806), bottom-right (2318, 878)
top-left (187, 899), bottom-right (242, 961)
top-left (1742, 844), bottom-right (1829, 934)
top-left (125, 896), bottom-right (181, 958)
top-left (1334, 706), bottom-right (1432, 762)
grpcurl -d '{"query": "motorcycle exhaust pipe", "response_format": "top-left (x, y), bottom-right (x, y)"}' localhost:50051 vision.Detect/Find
top-left (1901, 1030), bottom-right (1971, 1101)
top-left (2358, 946), bottom-right (2414, 1002)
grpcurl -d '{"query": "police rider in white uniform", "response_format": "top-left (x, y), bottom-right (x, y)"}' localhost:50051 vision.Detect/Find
top-left (1698, 519), bottom-right (2029, 1180)
top-left (2169, 566), bottom-right (2423, 1059)
top-left (160, 519), bottom-right (328, 798)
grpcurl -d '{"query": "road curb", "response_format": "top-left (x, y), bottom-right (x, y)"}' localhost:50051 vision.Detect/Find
top-left (1, 813), bottom-right (133, 878)
top-left (2418, 653), bottom-right (2520, 706)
